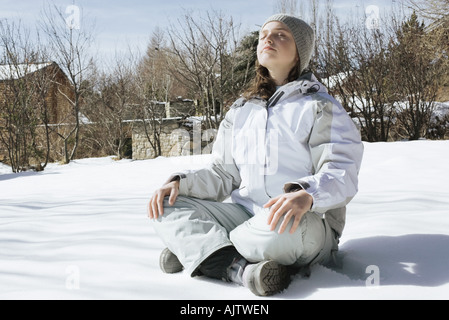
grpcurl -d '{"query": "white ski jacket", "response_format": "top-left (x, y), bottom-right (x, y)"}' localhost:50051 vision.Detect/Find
top-left (170, 73), bottom-right (364, 236)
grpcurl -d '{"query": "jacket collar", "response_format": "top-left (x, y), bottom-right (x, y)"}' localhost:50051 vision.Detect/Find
top-left (266, 73), bottom-right (328, 108)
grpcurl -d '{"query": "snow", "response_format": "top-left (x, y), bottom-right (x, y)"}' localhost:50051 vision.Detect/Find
top-left (0, 62), bottom-right (53, 81)
top-left (432, 101), bottom-right (449, 122)
top-left (1, 140), bottom-right (449, 300)
top-left (322, 72), bottom-right (350, 89)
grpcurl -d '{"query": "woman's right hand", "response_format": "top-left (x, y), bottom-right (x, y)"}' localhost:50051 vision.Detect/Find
top-left (148, 179), bottom-right (180, 220)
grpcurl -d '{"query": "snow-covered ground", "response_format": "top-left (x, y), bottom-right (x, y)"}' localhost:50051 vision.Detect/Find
top-left (1, 140), bottom-right (449, 300)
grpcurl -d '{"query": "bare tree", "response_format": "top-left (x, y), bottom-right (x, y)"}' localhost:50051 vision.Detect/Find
top-left (166, 10), bottom-right (241, 129)
top-left (232, 31), bottom-right (259, 98)
top-left (140, 28), bottom-right (174, 105)
top-left (0, 21), bottom-right (55, 172)
top-left (389, 12), bottom-right (445, 140)
top-left (30, 60), bottom-right (58, 170)
top-left (405, 0), bottom-right (449, 21)
top-left (274, 0), bottom-right (306, 17)
top-left (135, 29), bottom-right (172, 158)
top-left (310, 0), bottom-right (320, 63)
top-left (0, 21), bottom-right (36, 171)
top-left (205, 12), bottom-right (243, 117)
top-left (40, 4), bottom-right (95, 164)
top-left (315, 0), bottom-right (338, 78)
top-left (274, 0), bottom-right (298, 15)
top-left (84, 54), bottom-right (136, 159)
top-left (332, 24), bottom-right (395, 142)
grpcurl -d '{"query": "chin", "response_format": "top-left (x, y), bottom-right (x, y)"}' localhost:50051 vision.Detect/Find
top-left (258, 57), bottom-right (275, 68)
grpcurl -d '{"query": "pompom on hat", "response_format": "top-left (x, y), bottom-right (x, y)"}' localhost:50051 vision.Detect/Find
top-left (261, 14), bottom-right (315, 74)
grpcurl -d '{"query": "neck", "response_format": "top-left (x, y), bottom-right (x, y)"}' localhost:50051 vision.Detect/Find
top-left (268, 68), bottom-right (290, 86)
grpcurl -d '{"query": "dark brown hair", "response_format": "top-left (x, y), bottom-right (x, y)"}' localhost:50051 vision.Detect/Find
top-left (243, 58), bottom-right (302, 101)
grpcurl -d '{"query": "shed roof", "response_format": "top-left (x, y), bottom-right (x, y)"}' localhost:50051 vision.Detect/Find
top-left (0, 62), bottom-right (53, 81)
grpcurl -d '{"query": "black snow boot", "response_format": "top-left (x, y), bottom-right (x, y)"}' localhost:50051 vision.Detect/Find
top-left (194, 246), bottom-right (243, 282)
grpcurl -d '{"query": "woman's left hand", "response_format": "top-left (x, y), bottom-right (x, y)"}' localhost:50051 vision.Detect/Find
top-left (264, 190), bottom-right (314, 235)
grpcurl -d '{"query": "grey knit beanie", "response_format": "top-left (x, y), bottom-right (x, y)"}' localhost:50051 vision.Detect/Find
top-left (262, 14), bottom-right (315, 74)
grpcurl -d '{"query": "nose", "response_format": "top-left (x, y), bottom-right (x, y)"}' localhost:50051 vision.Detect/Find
top-left (264, 33), bottom-right (274, 44)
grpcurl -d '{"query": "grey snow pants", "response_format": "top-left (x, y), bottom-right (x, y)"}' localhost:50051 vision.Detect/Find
top-left (151, 196), bottom-right (337, 276)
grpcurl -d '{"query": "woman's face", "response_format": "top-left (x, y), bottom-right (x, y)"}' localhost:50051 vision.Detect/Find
top-left (257, 21), bottom-right (299, 76)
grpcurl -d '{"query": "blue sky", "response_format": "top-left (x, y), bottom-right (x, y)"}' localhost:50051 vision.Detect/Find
top-left (1, 0), bottom-right (410, 62)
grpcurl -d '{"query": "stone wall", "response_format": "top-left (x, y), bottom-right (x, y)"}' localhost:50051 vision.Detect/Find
top-left (132, 118), bottom-right (216, 160)
top-left (132, 119), bottom-right (179, 160)
top-left (166, 99), bottom-right (197, 118)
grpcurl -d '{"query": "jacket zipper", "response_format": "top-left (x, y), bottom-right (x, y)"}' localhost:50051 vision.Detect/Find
top-left (264, 89), bottom-right (285, 198)
top-left (267, 90), bottom-right (285, 108)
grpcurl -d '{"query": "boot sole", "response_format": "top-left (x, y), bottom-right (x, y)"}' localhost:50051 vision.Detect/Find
top-left (247, 261), bottom-right (290, 296)
top-left (159, 248), bottom-right (184, 274)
